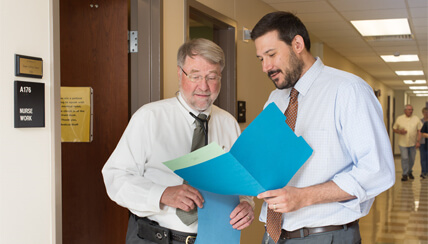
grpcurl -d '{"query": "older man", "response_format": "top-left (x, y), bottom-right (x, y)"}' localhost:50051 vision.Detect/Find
top-left (102, 38), bottom-right (254, 244)
top-left (393, 104), bottom-right (423, 181)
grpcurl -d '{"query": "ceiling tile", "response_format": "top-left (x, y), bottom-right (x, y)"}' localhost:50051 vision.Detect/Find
top-left (297, 12), bottom-right (343, 22)
top-left (409, 7), bottom-right (428, 18)
top-left (310, 29), bottom-right (360, 38)
top-left (305, 21), bottom-right (350, 30)
top-left (347, 56), bottom-right (384, 64)
top-left (263, 0), bottom-right (322, 2)
top-left (407, 0), bottom-right (428, 8)
top-left (269, 1), bottom-right (334, 13)
top-left (387, 62), bottom-right (424, 70)
top-left (329, 0), bottom-right (406, 11)
top-left (341, 9), bottom-right (408, 20)
top-left (411, 18), bottom-right (428, 27)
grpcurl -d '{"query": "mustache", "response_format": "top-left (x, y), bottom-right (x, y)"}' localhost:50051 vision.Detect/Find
top-left (267, 69), bottom-right (281, 78)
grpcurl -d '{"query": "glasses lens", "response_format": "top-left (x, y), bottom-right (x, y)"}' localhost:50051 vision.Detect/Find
top-left (189, 75), bottom-right (203, 82)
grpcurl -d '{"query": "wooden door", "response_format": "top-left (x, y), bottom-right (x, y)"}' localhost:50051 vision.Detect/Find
top-left (60, 0), bottom-right (129, 243)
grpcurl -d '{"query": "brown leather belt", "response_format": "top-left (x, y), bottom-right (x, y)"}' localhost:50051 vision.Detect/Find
top-left (280, 220), bottom-right (358, 239)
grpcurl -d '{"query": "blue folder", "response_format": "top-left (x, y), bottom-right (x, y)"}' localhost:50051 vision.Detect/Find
top-left (163, 102), bottom-right (313, 244)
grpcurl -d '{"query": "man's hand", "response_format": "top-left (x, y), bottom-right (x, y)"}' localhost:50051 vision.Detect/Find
top-left (229, 201), bottom-right (254, 230)
top-left (257, 181), bottom-right (356, 214)
top-left (160, 185), bottom-right (204, 211)
top-left (257, 186), bottom-right (307, 213)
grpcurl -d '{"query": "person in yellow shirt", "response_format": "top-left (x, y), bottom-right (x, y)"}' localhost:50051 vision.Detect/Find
top-left (393, 104), bottom-right (422, 181)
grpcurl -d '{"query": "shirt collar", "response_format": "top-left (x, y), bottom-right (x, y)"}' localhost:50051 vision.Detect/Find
top-left (176, 92), bottom-right (211, 125)
top-left (293, 57), bottom-right (324, 97)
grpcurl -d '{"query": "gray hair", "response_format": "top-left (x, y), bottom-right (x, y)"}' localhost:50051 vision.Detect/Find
top-left (177, 38), bottom-right (225, 71)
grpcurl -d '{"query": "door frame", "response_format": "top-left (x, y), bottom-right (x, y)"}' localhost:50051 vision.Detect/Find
top-left (130, 0), bottom-right (163, 116)
top-left (187, 0), bottom-right (237, 117)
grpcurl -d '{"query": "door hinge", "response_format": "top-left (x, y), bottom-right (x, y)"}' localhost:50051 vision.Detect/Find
top-left (128, 31), bottom-right (138, 53)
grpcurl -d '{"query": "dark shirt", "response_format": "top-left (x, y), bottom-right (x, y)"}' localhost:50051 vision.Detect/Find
top-left (421, 121), bottom-right (428, 150)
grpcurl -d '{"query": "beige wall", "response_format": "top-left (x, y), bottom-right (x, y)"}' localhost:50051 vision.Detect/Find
top-left (163, 0), bottom-right (187, 99)
top-left (0, 0), bottom-right (61, 243)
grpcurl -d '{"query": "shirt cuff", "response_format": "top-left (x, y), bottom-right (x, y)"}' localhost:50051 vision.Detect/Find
top-left (333, 173), bottom-right (367, 213)
top-left (239, 195), bottom-right (255, 210)
top-left (148, 184), bottom-right (168, 212)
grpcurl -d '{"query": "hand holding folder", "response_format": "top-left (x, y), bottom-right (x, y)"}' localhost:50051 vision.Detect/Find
top-left (163, 103), bottom-right (313, 244)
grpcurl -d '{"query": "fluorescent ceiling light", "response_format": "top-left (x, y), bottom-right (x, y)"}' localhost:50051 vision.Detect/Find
top-left (413, 91), bottom-right (428, 94)
top-left (351, 18), bottom-right (411, 36)
top-left (396, 70), bottom-right (424, 76)
top-left (409, 86), bottom-right (428, 90)
top-left (381, 55), bottom-right (419, 62)
top-left (416, 94), bottom-right (428, 96)
top-left (404, 80), bottom-right (426, 84)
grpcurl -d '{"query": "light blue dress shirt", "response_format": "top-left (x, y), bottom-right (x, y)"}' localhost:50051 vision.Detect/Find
top-left (259, 58), bottom-right (395, 231)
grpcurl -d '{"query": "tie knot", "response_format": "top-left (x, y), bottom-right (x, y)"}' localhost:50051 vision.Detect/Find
top-left (290, 88), bottom-right (299, 98)
top-left (198, 114), bottom-right (207, 120)
top-left (194, 113), bottom-right (208, 128)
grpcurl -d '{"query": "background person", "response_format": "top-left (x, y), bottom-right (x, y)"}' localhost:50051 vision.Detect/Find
top-left (419, 107), bottom-right (428, 179)
top-left (393, 104), bottom-right (422, 181)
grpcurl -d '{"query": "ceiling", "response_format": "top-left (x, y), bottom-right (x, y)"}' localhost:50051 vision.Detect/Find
top-left (260, 0), bottom-right (428, 93)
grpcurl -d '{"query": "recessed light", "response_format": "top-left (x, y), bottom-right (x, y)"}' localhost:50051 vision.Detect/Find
top-left (381, 55), bottom-right (419, 62)
top-left (409, 86), bottom-right (428, 89)
top-left (404, 80), bottom-right (426, 84)
top-left (396, 70), bottom-right (424, 76)
top-left (351, 18), bottom-right (411, 36)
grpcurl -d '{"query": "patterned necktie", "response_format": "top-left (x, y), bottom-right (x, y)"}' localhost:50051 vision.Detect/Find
top-left (176, 113), bottom-right (208, 225)
top-left (266, 88), bottom-right (299, 243)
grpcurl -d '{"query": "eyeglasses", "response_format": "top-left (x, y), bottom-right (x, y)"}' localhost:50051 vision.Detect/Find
top-left (180, 67), bottom-right (221, 84)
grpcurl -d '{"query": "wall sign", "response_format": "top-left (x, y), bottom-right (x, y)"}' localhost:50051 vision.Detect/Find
top-left (15, 54), bottom-right (43, 79)
top-left (61, 87), bottom-right (93, 142)
top-left (14, 81), bottom-right (45, 128)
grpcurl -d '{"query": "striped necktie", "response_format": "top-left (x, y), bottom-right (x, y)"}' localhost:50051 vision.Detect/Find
top-left (266, 88), bottom-right (299, 243)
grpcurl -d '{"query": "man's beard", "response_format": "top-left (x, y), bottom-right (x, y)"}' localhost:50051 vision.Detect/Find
top-left (268, 51), bottom-right (304, 90)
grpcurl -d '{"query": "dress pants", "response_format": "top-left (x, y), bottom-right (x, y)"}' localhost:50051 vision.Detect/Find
top-left (420, 145), bottom-right (428, 175)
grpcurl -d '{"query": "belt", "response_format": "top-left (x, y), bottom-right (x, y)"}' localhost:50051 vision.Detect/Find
top-left (280, 220), bottom-right (358, 239)
top-left (131, 213), bottom-right (196, 244)
top-left (171, 232), bottom-right (196, 244)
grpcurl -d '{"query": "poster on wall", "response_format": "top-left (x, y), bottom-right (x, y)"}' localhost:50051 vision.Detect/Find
top-left (61, 87), bottom-right (93, 142)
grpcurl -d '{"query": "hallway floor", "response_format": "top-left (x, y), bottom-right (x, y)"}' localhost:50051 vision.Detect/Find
top-left (359, 156), bottom-right (428, 244)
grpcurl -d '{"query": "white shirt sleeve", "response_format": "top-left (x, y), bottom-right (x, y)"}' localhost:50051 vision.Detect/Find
top-left (102, 110), bottom-right (167, 216)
